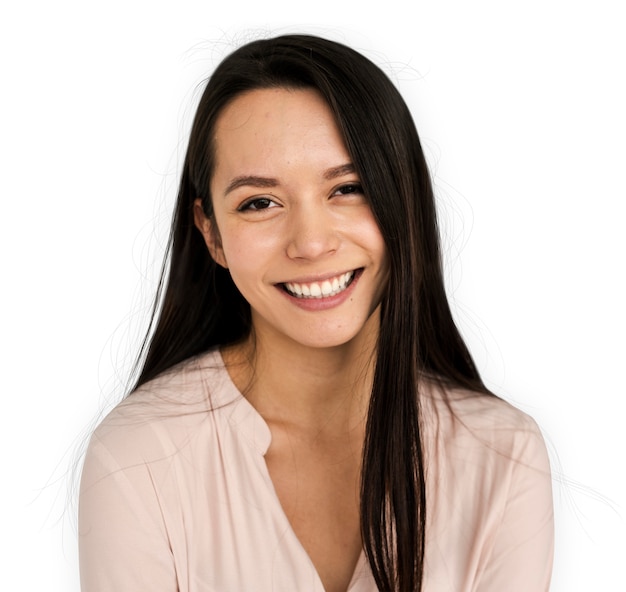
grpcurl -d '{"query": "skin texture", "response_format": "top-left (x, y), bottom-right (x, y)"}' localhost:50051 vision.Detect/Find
top-left (193, 87), bottom-right (390, 592)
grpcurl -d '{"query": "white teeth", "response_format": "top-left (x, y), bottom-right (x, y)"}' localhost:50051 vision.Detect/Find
top-left (284, 271), bottom-right (355, 299)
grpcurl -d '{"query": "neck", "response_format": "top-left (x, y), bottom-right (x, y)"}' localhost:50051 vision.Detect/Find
top-left (222, 310), bottom-right (380, 436)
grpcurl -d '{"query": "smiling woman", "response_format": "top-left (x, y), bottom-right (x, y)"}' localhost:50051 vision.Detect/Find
top-left (195, 87), bottom-right (388, 348)
top-left (78, 35), bottom-right (554, 592)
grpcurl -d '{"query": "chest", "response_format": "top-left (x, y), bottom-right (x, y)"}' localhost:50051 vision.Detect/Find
top-left (158, 398), bottom-right (507, 592)
top-left (264, 430), bottom-right (364, 592)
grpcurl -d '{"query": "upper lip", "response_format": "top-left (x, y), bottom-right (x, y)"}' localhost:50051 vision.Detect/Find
top-left (276, 269), bottom-right (359, 285)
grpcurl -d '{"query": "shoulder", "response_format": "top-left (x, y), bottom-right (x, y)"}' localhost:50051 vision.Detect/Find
top-left (422, 381), bottom-right (550, 471)
top-left (84, 349), bottom-right (239, 469)
top-left (422, 383), bottom-right (554, 589)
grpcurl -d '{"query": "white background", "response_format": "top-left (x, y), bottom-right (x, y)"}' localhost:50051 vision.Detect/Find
top-left (2, 1), bottom-right (624, 590)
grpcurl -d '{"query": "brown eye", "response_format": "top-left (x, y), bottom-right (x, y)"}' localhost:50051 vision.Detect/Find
top-left (334, 183), bottom-right (363, 196)
top-left (238, 197), bottom-right (277, 211)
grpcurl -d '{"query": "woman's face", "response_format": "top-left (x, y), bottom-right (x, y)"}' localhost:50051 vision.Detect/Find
top-left (195, 87), bottom-right (388, 351)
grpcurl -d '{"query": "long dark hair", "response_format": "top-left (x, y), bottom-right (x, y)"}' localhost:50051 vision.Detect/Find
top-left (132, 34), bottom-right (489, 591)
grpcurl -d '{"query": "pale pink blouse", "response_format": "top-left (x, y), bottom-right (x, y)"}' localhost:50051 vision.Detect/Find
top-left (79, 350), bottom-right (553, 591)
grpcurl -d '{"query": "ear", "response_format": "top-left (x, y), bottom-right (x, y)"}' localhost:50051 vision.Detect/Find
top-left (193, 198), bottom-right (228, 268)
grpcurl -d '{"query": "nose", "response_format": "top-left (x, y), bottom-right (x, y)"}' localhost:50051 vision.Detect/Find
top-left (285, 203), bottom-right (340, 260)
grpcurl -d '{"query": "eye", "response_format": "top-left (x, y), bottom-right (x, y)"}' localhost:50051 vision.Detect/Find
top-left (237, 197), bottom-right (278, 211)
top-left (333, 183), bottom-right (364, 196)
top-left (331, 183), bottom-right (366, 204)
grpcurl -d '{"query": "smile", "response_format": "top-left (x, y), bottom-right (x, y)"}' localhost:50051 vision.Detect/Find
top-left (282, 271), bottom-right (356, 299)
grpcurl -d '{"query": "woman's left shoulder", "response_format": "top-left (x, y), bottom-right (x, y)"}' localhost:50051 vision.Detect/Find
top-left (422, 381), bottom-right (550, 466)
top-left (422, 383), bottom-right (554, 590)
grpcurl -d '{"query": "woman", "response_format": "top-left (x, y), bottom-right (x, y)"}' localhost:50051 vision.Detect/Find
top-left (79, 35), bottom-right (553, 591)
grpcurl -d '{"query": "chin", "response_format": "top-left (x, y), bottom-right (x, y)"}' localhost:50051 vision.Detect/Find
top-left (283, 317), bottom-right (379, 352)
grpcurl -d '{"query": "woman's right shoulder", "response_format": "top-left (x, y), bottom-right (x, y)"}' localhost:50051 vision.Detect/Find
top-left (84, 348), bottom-right (238, 466)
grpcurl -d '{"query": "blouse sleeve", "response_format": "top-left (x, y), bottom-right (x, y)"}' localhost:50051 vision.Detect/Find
top-left (476, 420), bottom-right (554, 592)
top-left (78, 428), bottom-right (178, 592)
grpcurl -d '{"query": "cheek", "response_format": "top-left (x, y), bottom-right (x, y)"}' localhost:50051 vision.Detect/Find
top-left (359, 216), bottom-right (388, 286)
top-left (219, 226), bottom-right (279, 285)
top-left (352, 214), bottom-right (386, 258)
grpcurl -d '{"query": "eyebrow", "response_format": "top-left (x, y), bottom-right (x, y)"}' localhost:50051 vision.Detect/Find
top-left (223, 163), bottom-right (356, 196)
top-left (224, 175), bottom-right (278, 196)
top-left (323, 163), bottom-right (356, 180)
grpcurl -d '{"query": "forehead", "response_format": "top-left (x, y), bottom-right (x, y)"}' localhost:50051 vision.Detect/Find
top-left (211, 88), bottom-right (351, 177)
top-left (215, 87), bottom-right (331, 131)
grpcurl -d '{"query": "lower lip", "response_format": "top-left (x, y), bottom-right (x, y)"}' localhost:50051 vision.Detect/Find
top-left (277, 270), bottom-right (362, 311)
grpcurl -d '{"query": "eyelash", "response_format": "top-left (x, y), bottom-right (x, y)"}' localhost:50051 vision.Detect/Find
top-left (334, 183), bottom-right (363, 196)
top-left (237, 197), bottom-right (276, 211)
top-left (237, 183), bottom-right (364, 212)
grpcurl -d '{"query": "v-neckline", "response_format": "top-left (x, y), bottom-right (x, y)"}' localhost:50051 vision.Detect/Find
top-left (213, 348), bottom-right (370, 591)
